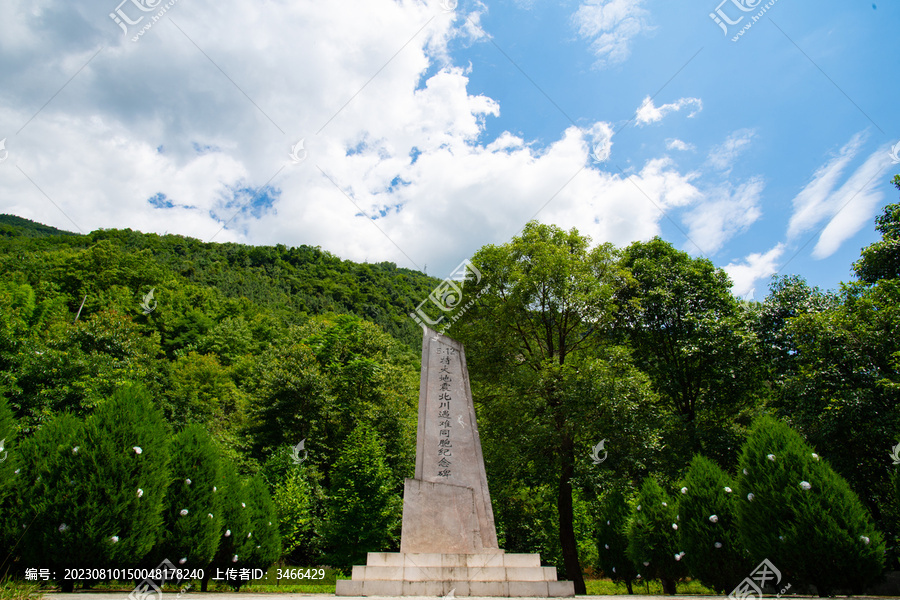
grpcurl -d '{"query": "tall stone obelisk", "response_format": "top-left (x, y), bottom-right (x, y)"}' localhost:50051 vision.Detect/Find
top-left (335, 327), bottom-right (575, 597)
top-left (400, 328), bottom-right (499, 553)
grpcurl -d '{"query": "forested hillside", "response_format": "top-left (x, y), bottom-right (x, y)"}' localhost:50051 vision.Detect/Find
top-left (0, 176), bottom-right (897, 594)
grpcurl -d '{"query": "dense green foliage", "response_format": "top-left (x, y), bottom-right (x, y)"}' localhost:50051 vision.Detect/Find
top-left (0, 175), bottom-right (897, 591)
top-left (322, 423), bottom-right (402, 566)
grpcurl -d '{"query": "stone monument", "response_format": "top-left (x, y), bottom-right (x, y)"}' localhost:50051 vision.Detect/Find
top-left (336, 327), bottom-right (575, 597)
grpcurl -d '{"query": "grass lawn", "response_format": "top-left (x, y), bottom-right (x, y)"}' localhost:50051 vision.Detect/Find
top-left (585, 578), bottom-right (716, 595)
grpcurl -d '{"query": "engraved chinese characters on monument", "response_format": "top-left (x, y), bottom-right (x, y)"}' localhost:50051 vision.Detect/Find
top-left (336, 327), bottom-right (575, 597)
top-left (400, 331), bottom-right (499, 554)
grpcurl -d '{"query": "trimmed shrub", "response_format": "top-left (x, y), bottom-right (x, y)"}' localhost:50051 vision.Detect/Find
top-left (626, 478), bottom-right (687, 594)
top-left (736, 416), bottom-right (884, 596)
top-left (322, 423), bottom-right (401, 566)
top-left (154, 423), bottom-right (224, 570)
top-left (595, 488), bottom-right (639, 593)
top-left (677, 454), bottom-right (749, 592)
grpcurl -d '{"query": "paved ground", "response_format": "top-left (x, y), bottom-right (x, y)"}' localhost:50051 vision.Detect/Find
top-left (42, 596), bottom-right (716, 600)
top-left (42, 594), bottom-right (900, 600)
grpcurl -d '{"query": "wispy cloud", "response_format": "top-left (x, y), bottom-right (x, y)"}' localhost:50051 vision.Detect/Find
top-left (573, 0), bottom-right (653, 69)
top-left (707, 128), bottom-right (755, 173)
top-left (635, 96), bottom-right (702, 126)
top-left (787, 133), bottom-right (865, 240)
top-left (786, 132), bottom-right (890, 259)
top-left (723, 244), bottom-right (785, 299)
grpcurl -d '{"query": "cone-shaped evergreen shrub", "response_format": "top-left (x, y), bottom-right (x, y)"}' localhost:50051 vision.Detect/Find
top-left (16, 384), bottom-right (170, 589)
top-left (14, 413), bottom-right (83, 576)
top-left (626, 478), bottom-right (687, 594)
top-left (736, 416), bottom-right (884, 596)
top-left (204, 462), bottom-right (253, 590)
top-left (0, 395), bottom-right (17, 554)
top-left (154, 423), bottom-right (224, 569)
top-left (243, 474), bottom-right (281, 574)
top-left (595, 488), bottom-right (639, 592)
top-left (677, 454), bottom-right (749, 592)
top-left (72, 384), bottom-right (172, 568)
top-left (0, 395), bottom-right (15, 504)
top-left (323, 423), bottom-right (401, 566)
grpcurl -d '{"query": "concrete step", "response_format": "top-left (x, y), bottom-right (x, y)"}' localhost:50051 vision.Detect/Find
top-left (364, 551), bottom-right (540, 568)
top-left (351, 565), bottom-right (558, 582)
top-left (336, 578), bottom-right (575, 597)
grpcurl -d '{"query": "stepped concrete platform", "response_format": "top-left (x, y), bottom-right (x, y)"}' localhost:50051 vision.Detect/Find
top-left (335, 552), bottom-right (575, 597)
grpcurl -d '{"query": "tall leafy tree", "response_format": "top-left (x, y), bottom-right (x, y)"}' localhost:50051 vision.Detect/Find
top-left (616, 237), bottom-right (763, 470)
top-left (455, 221), bottom-right (637, 593)
top-left (853, 175), bottom-right (900, 283)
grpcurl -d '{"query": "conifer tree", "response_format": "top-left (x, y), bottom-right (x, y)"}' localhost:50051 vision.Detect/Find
top-left (736, 416), bottom-right (884, 595)
top-left (203, 463), bottom-right (253, 591)
top-left (0, 394), bottom-right (17, 554)
top-left (595, 488), bottom-right (639, 593)
top-left (13, 413), bottom-right (83, 584)
top-left (154, 424), bottom-right (224, 570)
top-left (243, 474), bottom-right (281, 576)
top-left (626, 478), bottom-right (687, 594)
top-left (16, 384), bottom-right (171, 590)
top-left (677, 454), bottom-right (749, 592)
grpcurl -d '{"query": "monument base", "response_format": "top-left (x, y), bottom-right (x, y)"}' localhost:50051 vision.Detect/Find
top-left (335, 552), bottom-right (576, 597)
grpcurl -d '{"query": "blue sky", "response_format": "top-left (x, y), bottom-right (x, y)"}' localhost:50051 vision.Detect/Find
top-left (0, 0), bottom-right (897, 298)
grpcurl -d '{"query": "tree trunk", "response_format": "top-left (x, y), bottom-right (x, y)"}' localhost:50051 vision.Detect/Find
top-left (626, 580), bottom-right (633, 594)
top-left (661, 578), bottom-right (677, 595)
top-left (557, 435), bottom-right (586, 594)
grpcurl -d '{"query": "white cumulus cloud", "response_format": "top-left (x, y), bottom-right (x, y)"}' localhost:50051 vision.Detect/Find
top-left (723, 244), bottom-right (785, 299)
